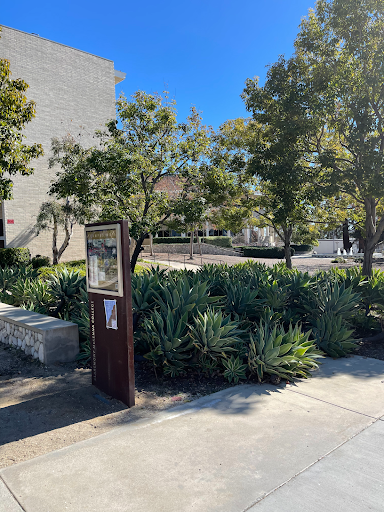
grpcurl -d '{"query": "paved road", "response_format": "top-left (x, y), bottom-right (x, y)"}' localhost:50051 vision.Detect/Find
top-left (1, 355), bottom-right (384, 511)
top-left (146, 253), bottom-right (384, 274)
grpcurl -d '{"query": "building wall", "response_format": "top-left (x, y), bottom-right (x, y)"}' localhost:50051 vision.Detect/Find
top-left (0, 26), bottom-right (117, 261)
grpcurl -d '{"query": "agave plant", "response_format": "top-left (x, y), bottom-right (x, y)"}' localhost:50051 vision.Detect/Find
top-left (311, 313), bottom-right (357, 357)
top-left (247, 321), bottom-right (322, 382)
top-left (257, 280), bottom-right (289, 313)
top-left (190, 309), bottom-right (244, 360)
top-left (70, 288), bottom-right (91, 364)
top-left (155, 277), bottom-right (221, 321)
top-left (305, 279), bottom-right (361, 321)
top-left (360, 273), bottom-right (384, 316)
top-left (0, 266), bottom-right (19, 293)
top-left (197, 264), bottom-right (230, 295)
top-left (222, 355), bottom-right (247, 383)
top-left (224, 283), bottom-right (259, 320)
top-left (8, 277), bottom-right (54, 309)
top-left (131, 269), bottom-right (164, 316)
top-left (49, 268), bottom-right (86, 316)
top-left (142, 307), bottom-right (193, 376)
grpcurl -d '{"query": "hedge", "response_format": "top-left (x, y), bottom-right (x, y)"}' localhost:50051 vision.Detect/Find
top-left (0, 248), bottom-right (31, 268)
top-left (31, 255), bottom-right (51, 269)
top-left (291, 244), bottom-right (313, 253)
top-left (201, 236), bottom-right (232, 248)
top-left (242, 247), bottom-right (295, 258)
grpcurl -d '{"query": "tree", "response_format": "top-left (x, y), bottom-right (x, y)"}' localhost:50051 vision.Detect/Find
top-left (167, 197), bottom-right (208, 259)
top-left (0, 56), bottom-right (43, 198)
top-left (34, 199), bottom-right (84, 264)
top-left (202, 118), bottom-right (259, 239)
top-left (209, 204), bottom-right (256, 236)
top-left (50, 91), bottom-right (211, 272)
top-left (295, 0), bottom-right (384, 275)
top-left (242, 56), bottom-right (324, 268)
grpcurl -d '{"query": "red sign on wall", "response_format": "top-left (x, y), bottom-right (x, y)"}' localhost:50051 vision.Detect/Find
top-left (7, 219), bottom-right (14, 224)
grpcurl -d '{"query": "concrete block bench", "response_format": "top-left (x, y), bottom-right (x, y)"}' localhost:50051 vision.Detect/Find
top-left (0, 303), bottom-right (79, 364)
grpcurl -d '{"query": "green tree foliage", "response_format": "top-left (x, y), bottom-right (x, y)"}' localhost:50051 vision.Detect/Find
top-left (0, 55), bottom-right (43, 198)
top-left (50, 91), bottom-right (211, 271)
top-left (242, 56), bottom-right (324, 268)
top-left (295, 0), bottom-right (384, 275)
top-left (204, 118), bottom-right (258, 235)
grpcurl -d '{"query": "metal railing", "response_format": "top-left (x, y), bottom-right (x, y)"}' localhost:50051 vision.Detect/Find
top-left (143, 251), bottom-right (224, 269)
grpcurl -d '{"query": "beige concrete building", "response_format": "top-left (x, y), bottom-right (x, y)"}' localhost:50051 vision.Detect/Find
top-left (0, 25), bottom-right (125, 261)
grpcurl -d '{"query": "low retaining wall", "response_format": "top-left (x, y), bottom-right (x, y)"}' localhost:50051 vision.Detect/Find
top-left (144, 243), bottom-right (239, 257)
top-left (0, 303), bottom-right (79, 364)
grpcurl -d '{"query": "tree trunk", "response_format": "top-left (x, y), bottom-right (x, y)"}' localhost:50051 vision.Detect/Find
top-left (283, 226), bottom-right (293, 269)
top-left (189, 230), bottom-right (194, 260)
top-left (363, 198), bottom-right (377, 276)
top-left (342, 218), bottom-right (352, 252)
top-left (52, 220), bottom-right (59, 265)
top-left (149, 234), bottom-right (154, 256)
top-left (130, 236), bottom-right (145, 273)
top-left (56, 220), bottom-right (74, 263)
top-left (197, 229), bottom-right (202, 256)
top-left (284, 243), bottom-right (292, 269)
top-left (363, 245), bottom-right (375, 276)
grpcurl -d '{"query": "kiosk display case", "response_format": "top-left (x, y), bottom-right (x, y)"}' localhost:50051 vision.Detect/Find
top-left (85, 220), bottom-right (135, 407)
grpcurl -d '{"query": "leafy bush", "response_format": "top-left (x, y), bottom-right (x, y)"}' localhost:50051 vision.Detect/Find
top-left (0, 248), bottom-right (31, 268)
top-left (38, 263), bottom-right (86, 279)
top-left (65, 259), bottom-right (86, 266)
top-left (31, 255), bottom-right (51, 269)
top-left (242, 247), bottom-right (295, 258)
top-left (291, 244), bottom-right (313, 253)
top-left (201, 236), bottom-right (233, 248)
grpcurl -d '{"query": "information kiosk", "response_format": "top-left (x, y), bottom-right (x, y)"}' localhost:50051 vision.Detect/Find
top-left (85, 220), bottom-right (135, 407)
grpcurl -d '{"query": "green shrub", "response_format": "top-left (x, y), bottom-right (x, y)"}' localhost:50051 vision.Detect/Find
top-left (291, 244), bottom-right (313, 253)
top-left (201, 236), bottom-right (233, 248)
top-left (242, 247), bottom-right (295, 258)
top-left (31, 255), bottom-right (51, 269)
top-left (38, 263), bottom-right (86, 279)
top-left (65, 259), bottom-right (86, 266)
top-left (0, 248), bottom-right (31, 268)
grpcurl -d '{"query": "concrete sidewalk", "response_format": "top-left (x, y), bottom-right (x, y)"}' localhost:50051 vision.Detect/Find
top-left (1, 355), bottom-right (384, 512)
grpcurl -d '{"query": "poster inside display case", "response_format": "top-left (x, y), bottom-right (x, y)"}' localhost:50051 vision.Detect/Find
top-left (85, 224), bottom-right (123, 296)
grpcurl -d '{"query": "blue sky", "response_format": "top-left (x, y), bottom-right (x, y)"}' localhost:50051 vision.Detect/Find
top-left (2, 0), bottom-right (315, 129)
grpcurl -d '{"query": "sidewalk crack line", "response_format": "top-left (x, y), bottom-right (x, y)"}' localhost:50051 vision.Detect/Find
top-left (240, 419), bottom-right (379, 511)
top-left (285, 387), bottom-right (378, 419)
top-left (0, 475), bottom-right (26, 512)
